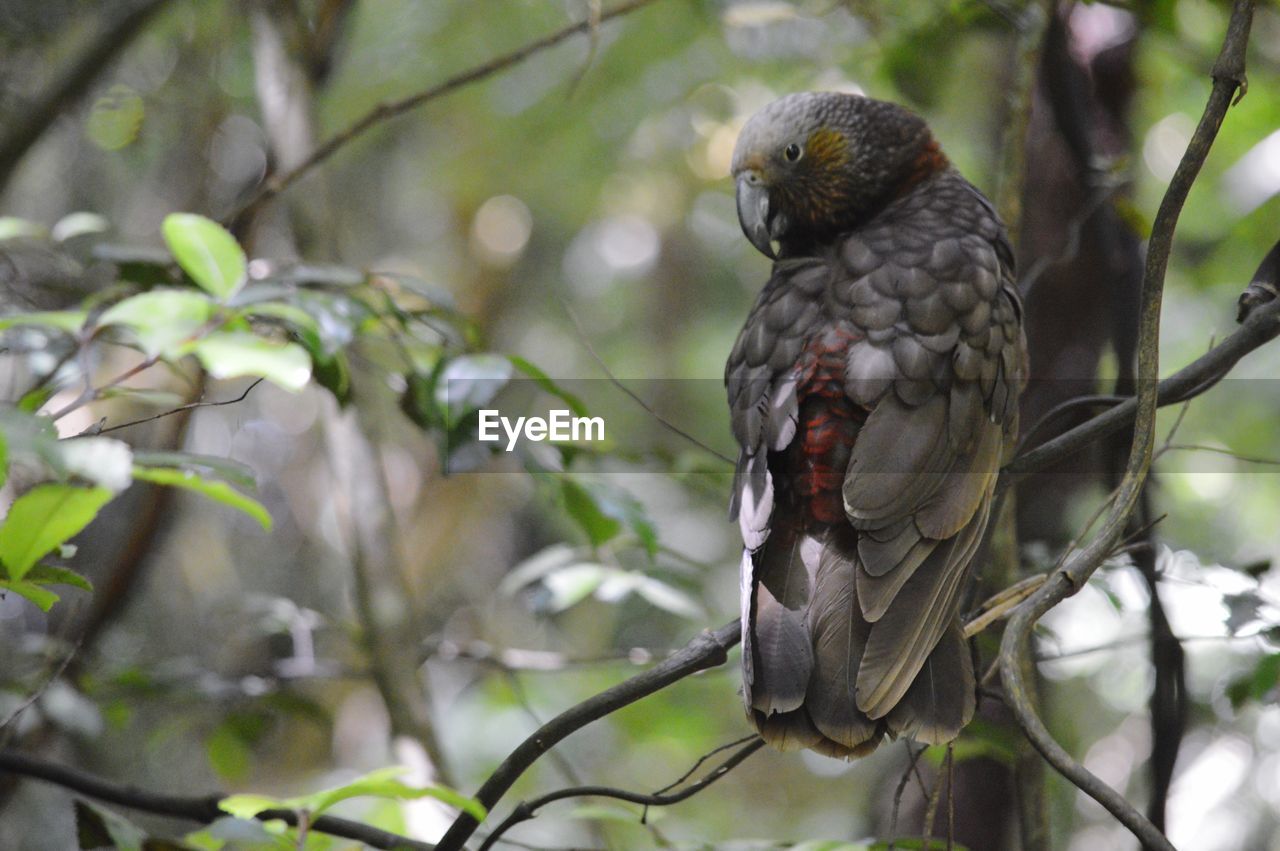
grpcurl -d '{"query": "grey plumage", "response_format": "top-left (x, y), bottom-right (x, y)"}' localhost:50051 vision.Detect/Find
top-left (727, 92), bottom-right (1026, 759)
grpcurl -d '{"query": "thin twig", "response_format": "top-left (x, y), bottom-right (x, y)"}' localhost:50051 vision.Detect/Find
top-left (1158, 443), bottom-right (1280, 466)
top-left (0, 640), bottom-right (82, 734)
top-left (476, 736), bottom-right (764, 851)
top-left (963, 574), bottom-right (1047, 638)
top-left (0, 750), bottom-right (432, 851)
top-left (434, 621), bottom-right (740, 851)
top-left (1013, 394), bottom-right (1127, 459)
top-left (1019, 181), bottom-right (1124, 299)
top-left (561, 299), bottom-right (734, 466)
top-left (229, 0), bottom-right (665, 228)
top-left (998, 5), bottom-right (1255, 850)
top-left (95, 379), bottom-right (264, 435)
top-left (946, 744), bottom-right (955, 851)
top-left (888, 742), bottom-right (924, 850)
top-left (501, 670), bottom-right (586, 788)
top-left (651, 734), bottom-right (758, 797)
top-left (565, 0), bottom-right (603, 97)
top-left (922, 750), bottom-right (943, 842)
top-left (1000, 296), bottom-right (1280, 487)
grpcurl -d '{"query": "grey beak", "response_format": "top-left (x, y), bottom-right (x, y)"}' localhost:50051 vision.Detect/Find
top-left (736, 174), bottom-right (776, 259)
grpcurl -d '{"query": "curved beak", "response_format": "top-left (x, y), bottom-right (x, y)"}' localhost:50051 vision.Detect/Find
top-left (735, 173), bottom-right (776, 259)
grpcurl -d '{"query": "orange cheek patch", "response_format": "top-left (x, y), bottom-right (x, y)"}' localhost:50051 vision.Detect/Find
top-left (805, 128), bottom-right (848, 169)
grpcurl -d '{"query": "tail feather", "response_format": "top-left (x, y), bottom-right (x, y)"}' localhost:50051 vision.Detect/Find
top-left (750, 581), bottom-right (812, 714)
top-left (745, 521), bottom-right (978, 758)
top-left (885, 618), bottom-right (976, 744)
top-left (804, 531), bottom-right (880, 751)
top-left (751, 705), bottom-right (825, 752)
top-left (746, 530), bottom-right (819, 715)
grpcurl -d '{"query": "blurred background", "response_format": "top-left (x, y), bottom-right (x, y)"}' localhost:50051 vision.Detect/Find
top-left (1, 0), bottom-right (1279, 849)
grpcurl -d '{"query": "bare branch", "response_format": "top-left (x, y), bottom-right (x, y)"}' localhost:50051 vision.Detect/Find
top-left (95, 379), bottom-right (264, 435)
top-left (434, 621), bottom-right (739, 851)
top-left (477, 736), bottom-right (764, 850)
top-left (0, 640), bottom-right (81, 733)
top-left (229, 0), bottom-right (665, 230)
top-left (1238, 236), bottom-right (1280, 321)
top-left (1001, 295), bottom-right (1280, 488)
top-left (0, 750), bottom-right (433, 851)
top-left (998, 5), bottom-right (1255, 850)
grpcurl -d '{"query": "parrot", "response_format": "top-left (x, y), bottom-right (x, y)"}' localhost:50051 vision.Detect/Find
top-left (725, 92), bottom-right (1027, 758)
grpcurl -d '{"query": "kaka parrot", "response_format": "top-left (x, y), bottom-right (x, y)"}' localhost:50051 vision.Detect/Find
top-left (725, 92), bottom-right (1027, 758)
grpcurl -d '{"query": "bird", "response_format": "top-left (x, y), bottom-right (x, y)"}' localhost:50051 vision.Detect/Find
top-left (725, 92), bottom-right (1026, 758)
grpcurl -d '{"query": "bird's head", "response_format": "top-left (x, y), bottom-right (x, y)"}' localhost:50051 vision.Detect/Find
top-left (731, 92), bottom-right (948, 259)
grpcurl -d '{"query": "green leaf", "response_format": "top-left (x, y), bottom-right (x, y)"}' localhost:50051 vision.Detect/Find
top-left (24, 564), bottom-right (93, 592)
top-left (869, 840), bottom-right (970, 851)
top-left (75, 799), bottom-right (147, 851)
top-left (0, 579), bottom-right (60, 611)
top-left (219, 766), bottom-right (486, 822)
top-left (296, 766), bottom-right (486, 820)
top-left (312, 352), bottom-right (352, 405)
top-left (435, 354), bottom-right (513, 421)
top-left (947, 717), bottom-right (1020, 765)
top-left (162, 213), bottom-right (247, 300)
top-left (132, 451), bottom-right (257, 489)
top-left (560, 479), bottom-right (622, 547)
top-left (0, 484), bottom-right (112, 580)
top-left (218, 794), bottom-right (283, 821)
top-left (19, 385), bottom-right (56, 413)
top-left (98, 289), bottom-right (217, 358)
top-left (499, 544), bottom-right (581, 595)
top-left (0, 310), bottom-right (88, 334)
top-left (373, 271), bottom-right (457, 308)
top-left (1251, 653), bottom-right (1280, 701)
top-left (0, 216), bottom-right (46, 241)
top-left (630, 574), bottom-right (704, 619)
top-left (191, 332), bottom-right (311, 392)
top-left (183, 817), bottom-right (286, 850)
top-left (401, 371), bottom-right (441, 430)
top-left (0, 430), bottom-right (7, 491)
top-left (86, 84), bottom-right (144, 151)
top-left (52, 212), bottom-right (109, 243)
top-left (243, 302), bottom-right (351, 402)
top-left (92, 243), bottom-right (178, 287)
top-left (508, 355), bottom-right (589, 418)
top-left (207, 723), bottom-right (253, 783)
top-left (132, 466), bottom-right (272, 530)
top-left (542, 563), bottom-right (607, 612)
top-left (0, 408), bottom-right (63, 474)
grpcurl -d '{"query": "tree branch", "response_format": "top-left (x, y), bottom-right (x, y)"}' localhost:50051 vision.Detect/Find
top-left (0, 0), bottom-right (173, 192)
top-left (434, 621), bottom-right (739, 851)
top-left (0, 750), bottom-right (433, 851)
top-left (998, 4), bottom-right (1255, 850)
top-left (1001, 293), bottom-right (1280, 488)
top-left (476, 736), bottom-right (764, 850)
top-left (228, 0), bottom-right (664, 230)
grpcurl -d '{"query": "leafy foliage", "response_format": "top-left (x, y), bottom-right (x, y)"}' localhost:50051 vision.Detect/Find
top-left (219, 765), bottom-right (485, 822)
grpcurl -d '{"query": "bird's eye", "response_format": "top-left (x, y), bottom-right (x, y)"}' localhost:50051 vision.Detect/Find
top-left (784, 143), bottom-right (802, 162)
